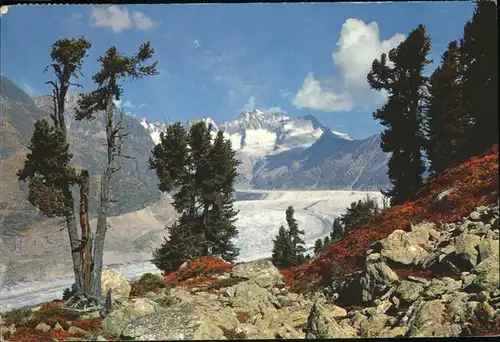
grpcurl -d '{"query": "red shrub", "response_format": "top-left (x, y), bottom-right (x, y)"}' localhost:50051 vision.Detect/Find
top-left (287, 145), bottom-right (499, 293)
top-left (392, 267), bottom-right (435, 280)
top-left (6, 327), bottom-right (51, 342)
top-left (163, 256), bottom-right (233, 285)
top-left (73, 317), bottom-right (103, 331)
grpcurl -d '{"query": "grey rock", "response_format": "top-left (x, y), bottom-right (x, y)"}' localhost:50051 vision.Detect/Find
top-left (231, 260), bottom-right (284, 289)
top-left (306, 302), bottom-right (357, 338)
top-left (408, 299), bottom-right (455, 337)
top-left (360, 257), bottom-right (398, 302)
top-left (471, 253), bottom-right (500, 292)
top-left (121, 301), bottom-right (225, 340)
top-left (454, 233), bottom-right (481, 269)
top-left (396, 280), bottom-right (425, 303)
top-left (35, 323), bottom-right (51, 333)
top-left (359, 313), bottom-right (390, 337)
top-left (423, 277), bottom-right (462, 299)
top-left (469, 211), bottom-right (481, 221)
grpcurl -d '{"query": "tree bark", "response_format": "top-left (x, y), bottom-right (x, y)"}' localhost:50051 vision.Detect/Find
top-left (67, 213), bottom-right (84, 294)
top-left (90, 98), bottom-right (114, 299)
top-left (79, 170), bottom-right (93, 294)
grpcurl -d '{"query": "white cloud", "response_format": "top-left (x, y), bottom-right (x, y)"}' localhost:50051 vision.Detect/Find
top-left (0, 6), bottom-right (8, 16)
top-left (244, 96), bottom-right (256, 110)
top-left (131, 11), bottom-right (158, 31)
top-left (279, 88), bottom-right (293, 99)
top-left (194, 39), bottom-right (200, 48)
top-left (293, 18), bottom-right (405, 112)
top-left (90, 6), bottom-right (159, 33)
top-left (263, 106), bottom-right (287, 114)
top-left (138, 104), bottom-right (147, 109)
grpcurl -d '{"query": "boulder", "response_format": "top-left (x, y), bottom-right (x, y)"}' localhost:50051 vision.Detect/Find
top-left (380, 230), bottom-right (430, 266)
top-left (453, 233), bottom-right (481, 270)
top-left (101, 267), bottom-right (131, 302)
top-left (228, 281), bottom-right (280, 319)
top-left (407, 299), bottom-right (454, 337)
top-left (35, 323), bottom-right (51, 333)
top-left (101, 298), bottom-right (163, 336)
top-left (395, 280), bottom-right (425, 304)
top-left (361, 253), bottom-right (398, 302)
top-left (305, 302), bottom-right (357, 338)
top-left (359, 313), bottom-right (390, 337)
top-left (121, 301), bottom-right (225, 340)
top-left (231, 260), bottom-right (284, 289)
top-left (471, 253), bottom-right (500, 292)
top-left (423, 277), bottom-right (462, 299)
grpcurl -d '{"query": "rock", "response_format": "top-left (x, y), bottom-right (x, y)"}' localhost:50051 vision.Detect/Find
top-left (461, 273), bottom-right (478, 289)
top-left (408, 299), bottom-right (455, 337)
top-left (101, 267), bottom-right (132, 301)
top-left (434, 188), bottom-right (458, 204)
top-left (423, 277), bottom-right (462, 299)
top-left (52, 322), bottom-right (65, 332)
top-left (35, 323), bottom-right (51, 333)
top-left (380, 229), bottom-right (430, 266)
top-left (349, 311), bottom-right (368, 331)
top-left (407, 276), bottom-right (431, 286)
top-left (305, 302), bottom-right (357, 338)
top-left (379, 326), bottom-right (408, 338)
top-left (228, 281), bottom-right (280, 319)
top-left (361, 253), bottom-right (398, 302)
top-left (231, 260), bottom-right (284, 289)
top-left (396, 280), bottom-right (425, 304)
top-left (95, 336), bottom-right (108, 341)
top-left (68, 326), bottom-right (87, 336)
top-left (359, 313), bottom-right (390, 337)
top-left (477, 238), bottom-right (499, 262)
top-left (452, 233), bottom-right (481, 270)
top-left (446, 292), bottom-right (469, 323)
top-left (121, 301), bottom-right (225, 340)
top-left (471, 253), bottom-right (500, 292)
top-left (470, 211), bottom-right (481, 221)
top-left (101, 298), bottom-right (163, 336)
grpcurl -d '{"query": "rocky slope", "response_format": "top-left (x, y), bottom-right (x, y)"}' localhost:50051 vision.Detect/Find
top-left (2, 202), bottom-right (498, 341)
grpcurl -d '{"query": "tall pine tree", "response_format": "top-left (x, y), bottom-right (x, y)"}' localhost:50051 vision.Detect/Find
top-left (286, 206), bottom-right (306, 265)
top-left (460, 1), bottom-right (498, 158)
top-left (367, 24), bottom-right (432, 205)
top-left (424, 40), bottom-right (467, 175)
top-left (271, 226), bottom-right (293, 269)
top-left (149, 122), bottom-right (240, 273)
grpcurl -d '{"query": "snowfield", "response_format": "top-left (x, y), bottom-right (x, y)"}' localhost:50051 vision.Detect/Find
top-left (0, 189), bottom-right (383, 312)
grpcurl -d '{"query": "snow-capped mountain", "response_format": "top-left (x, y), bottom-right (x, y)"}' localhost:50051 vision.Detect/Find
top-left (139, 109), bottom-right (389, 190)
top-left (141, 109), bottom-right (351, 154)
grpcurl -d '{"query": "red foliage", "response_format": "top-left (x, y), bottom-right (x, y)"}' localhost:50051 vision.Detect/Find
top-left (235, 311), bottom-right (250, 323)
top-left (6, 327), bottom-right (51, 342)
top-left (392, 267), bottom-right (435, 280)
top-left (287, 145), bottom-right (499, 293)
top-left (73, 317), bottom-right (103, 331)
top-left (163, 256), bottom-right (233, 285)
top-left (51, 329), bottom-right (74, 340)
top-left (37, 300), bottom-right (64, 312)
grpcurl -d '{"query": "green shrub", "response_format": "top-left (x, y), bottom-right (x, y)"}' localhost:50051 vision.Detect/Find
top-left (1, 308), bottom-right (33, 326)
top-left (130, 273), bottom-right (169, 297)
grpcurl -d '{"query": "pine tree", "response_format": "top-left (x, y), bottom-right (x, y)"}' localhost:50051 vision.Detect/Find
top-left (314, 239), bottom-right (323, 255)
top-left (367, 25), bottom-right (432, 205)
top-left (271, 226), bottom-right (293, 269)
top-left (75, 42), bottom-right (158, 298)
top-left (286, 206), bottom-right (306, 265)
top-left (460, 1), bottom-right (498, 158)
top-left (330, 217), bottom-right (344, 241)
top-left (323, 236), bottom-right (330, 246)
top-left (424, 40), bottom-right (467, 175)
top-left (149, 122), bottom-right (241, 273)
top-left (18, 37), bottom-right (91, 296)
top-left (340, 197), bottom-right (379, 234)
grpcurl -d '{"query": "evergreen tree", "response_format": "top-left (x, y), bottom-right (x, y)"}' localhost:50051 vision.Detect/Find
top-left (323, 236), bottom-right (330, 246)
top-left (286, 206), bottom-right (306, 265)
top-left (314, 239), bottom-right (323, 255)
top-left (424, 40), bottom-right (467, 175)
top-left (460, 1), bottom-right (498, 158)
top-left (271, 226), bottom-right (293, 269)
top-left (330, 217), bottom-right (344, 241)
top-left (367, 25), bottom-right (432, 205)
top-left (340, 197), bottom-right (379, 234)
top-left (149, 122), bottom-right (241, 273)
top-left (18, 37), bottom-right (91, 297)
top-left (75, 42), bottom-right (158, 298)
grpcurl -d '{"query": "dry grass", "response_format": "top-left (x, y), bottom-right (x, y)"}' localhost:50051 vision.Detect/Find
top-left (284, 145), bottom-right (499, 294)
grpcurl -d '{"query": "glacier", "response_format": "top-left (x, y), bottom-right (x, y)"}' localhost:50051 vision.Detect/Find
top-left (0, 189), bottom-right (383, 312)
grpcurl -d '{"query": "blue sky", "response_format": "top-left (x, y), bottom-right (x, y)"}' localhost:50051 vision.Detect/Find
top-left (1, 2), bottom-right (475, 139)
